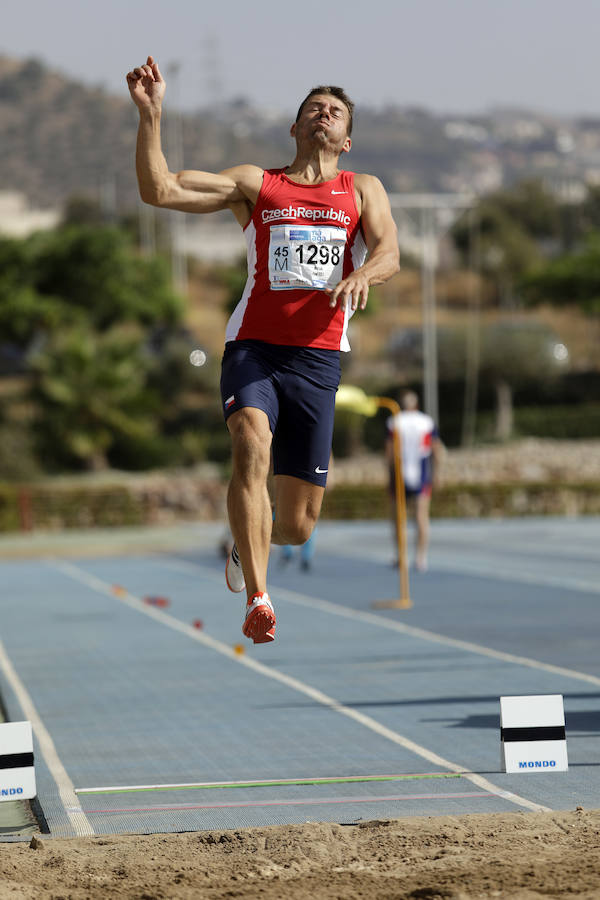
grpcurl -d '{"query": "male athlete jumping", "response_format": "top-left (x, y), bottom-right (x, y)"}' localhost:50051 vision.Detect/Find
top-left (127, 56), bottom-right (400, 644)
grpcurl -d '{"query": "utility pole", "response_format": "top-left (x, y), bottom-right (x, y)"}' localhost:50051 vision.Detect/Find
top-left (461, 207), bottom-right (482, 446)
top-left (420, 205), bottom-right (439, 423)
top-left (389, 193), bottom-right (475, 424)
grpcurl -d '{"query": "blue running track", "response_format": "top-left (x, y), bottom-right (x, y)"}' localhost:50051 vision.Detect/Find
top-left (0, 517), bottom-right (598, 838)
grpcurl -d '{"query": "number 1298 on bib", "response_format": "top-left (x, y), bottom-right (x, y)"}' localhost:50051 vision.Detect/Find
top-left (268, 224), bottom-right (346, 290)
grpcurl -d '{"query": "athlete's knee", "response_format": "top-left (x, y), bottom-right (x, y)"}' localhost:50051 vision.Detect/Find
top-left (228, 411), bottom-right (271, 480)
top-left (276, 521), bottom-right (314, 546)
top-left (275, 507), bottom-right (317, 546)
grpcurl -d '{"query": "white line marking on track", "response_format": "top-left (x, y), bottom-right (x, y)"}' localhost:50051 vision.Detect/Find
top-left (49, 558), bottom-right (551, 815)
top-left (162, 556), bottom-right (600, 688)
top-left (321, 540), bottom-right (600, 597)
top-left (429, 555), bottom-right (600, 596)
top-left (281, 586), bottom-right (600, 686)
top-left (438, 539), bottom-right (600, 564)
top-left (0, 636), bottom-right (94, 837)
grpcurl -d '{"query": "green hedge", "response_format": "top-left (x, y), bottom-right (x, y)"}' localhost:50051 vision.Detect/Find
top-left (1, 484), bottom-right (145, 532)
top-left (0, 485), bottom-right (21, 532)
top-left (472, 404), bottom-right (600, 442)
top-left (322, 482), bottom-right (600, 519)
top-left (321, 485), bottom-right (390, 520)
top-left (0, 479), bottom-right (598, 534)
top-left (513, 404), bottom-right (600, 439)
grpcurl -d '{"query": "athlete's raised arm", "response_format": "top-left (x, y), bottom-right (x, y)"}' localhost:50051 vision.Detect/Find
top-left (126, 56), bottom-right (262, 218)
top-left (327, 174), bottom-right (400, 312)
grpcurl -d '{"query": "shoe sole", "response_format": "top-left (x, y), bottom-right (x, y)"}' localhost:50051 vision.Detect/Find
top-left (225, 555), bottom-right (245, 593)
top-left (243, 605), bottom-right (276, 644)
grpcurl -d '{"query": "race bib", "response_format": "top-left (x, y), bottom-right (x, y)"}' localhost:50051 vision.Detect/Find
top-left (268, 225), bottom-right (346, 290)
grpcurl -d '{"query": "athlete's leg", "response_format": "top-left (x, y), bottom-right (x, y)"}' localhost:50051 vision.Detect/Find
top-left (226, 406), bottom-right (273, 600)
top-left (300, 530), bottom-right (316, 570)
top-left (280, 544), bottom-right (294, 564)
top-left (415, 491), bottom-right (431, 571)
top-left (300, 530), bottom-right (316, 560)
top-left (271, 475), bottom-right (325, 547)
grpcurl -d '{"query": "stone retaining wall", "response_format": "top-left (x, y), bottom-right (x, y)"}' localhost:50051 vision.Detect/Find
top-left (332, 438), bottom-right (600, 486)
top-left (1, 441), bottom-right (598, 532)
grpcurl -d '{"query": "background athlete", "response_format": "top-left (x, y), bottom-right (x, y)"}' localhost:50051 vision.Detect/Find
top-left (386, 391), bottom-right (445, 572)
top-left (127, 55), bottom-right (400, 644)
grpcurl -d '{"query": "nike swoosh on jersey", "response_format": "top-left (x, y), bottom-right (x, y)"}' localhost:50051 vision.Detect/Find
top-left (315, 466), bottom-right (329, 474)
top-left (331, 190), bottom-right (348, 195)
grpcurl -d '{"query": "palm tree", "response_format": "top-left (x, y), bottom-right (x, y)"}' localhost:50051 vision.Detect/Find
top-left (31, 325), bottom-right (159, 471)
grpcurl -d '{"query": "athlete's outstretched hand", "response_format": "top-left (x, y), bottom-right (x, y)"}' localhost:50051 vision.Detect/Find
top-left (126, 55), bottom-right (165, 111)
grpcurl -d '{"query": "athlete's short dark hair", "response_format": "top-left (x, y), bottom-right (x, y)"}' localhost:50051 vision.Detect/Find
top-left (296, 86), bottom-right (355, 135)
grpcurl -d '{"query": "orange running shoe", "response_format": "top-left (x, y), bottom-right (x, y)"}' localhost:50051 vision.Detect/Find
top-left (242, 592), bottom-right (276, 644)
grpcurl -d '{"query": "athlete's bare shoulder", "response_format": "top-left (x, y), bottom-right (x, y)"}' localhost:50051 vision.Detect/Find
top-left (353, 172), bottom-right (383, 186)
top-left (353, 173), bottom-right (387, 197)
top-left (352, 173), bottom-right (389, 217)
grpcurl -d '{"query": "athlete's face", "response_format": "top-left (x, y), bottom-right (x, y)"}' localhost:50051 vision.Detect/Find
top-left (291, 94), bottom-right (352, 155)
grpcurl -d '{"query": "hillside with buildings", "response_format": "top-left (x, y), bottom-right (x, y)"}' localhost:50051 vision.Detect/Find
top-left (2, 53), bottom-right (600, 227)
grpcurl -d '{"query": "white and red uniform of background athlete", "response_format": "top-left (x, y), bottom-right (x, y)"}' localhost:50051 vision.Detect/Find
top-left (225, 169), bottom-right (368, 351)
top-left (387, 410), bottom-right (439, 492)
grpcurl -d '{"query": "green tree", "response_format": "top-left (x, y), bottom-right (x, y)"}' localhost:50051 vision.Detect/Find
top-left (452, 180), bottom-right (560, 305)
top-left (0, 225), bottom-right (199, 474)
top-left (0, 239), bottom-right (79, 349)
top-left (30, 325), bottom-right (160, 471)
top-left (0, 392), bottom-right (42, 481)
top-left (487, 179), bottom-right (560, 239)
top-left (0, 226), bottom-right (185, 347)
top-left (521, 232), bottom-right (600, 315)
top-left (477, 323), bottom-right (569, 440)
top-left (391, 323), bottom-right (569, 442)
top-left (30, 225), bottom-right (184, 331)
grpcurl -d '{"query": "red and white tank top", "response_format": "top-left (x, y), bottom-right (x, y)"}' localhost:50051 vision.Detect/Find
top-left (387, 411), bottom-right (439, 491)
top-left (225, 168), bottom-right (367, 351)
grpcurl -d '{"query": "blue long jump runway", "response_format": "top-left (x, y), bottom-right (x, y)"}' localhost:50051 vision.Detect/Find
top-left (1, 517), bottom-right (599, 838)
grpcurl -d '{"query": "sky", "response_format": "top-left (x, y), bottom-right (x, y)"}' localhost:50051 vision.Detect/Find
top-left (1, 0), bottom-right (598, 118)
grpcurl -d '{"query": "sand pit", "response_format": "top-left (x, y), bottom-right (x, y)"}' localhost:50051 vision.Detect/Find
top-left (1, 808), bottom-right (599, 899)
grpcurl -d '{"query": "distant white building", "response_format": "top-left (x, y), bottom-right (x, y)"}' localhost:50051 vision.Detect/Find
top-left (0, 191), bottom-right (61, 237)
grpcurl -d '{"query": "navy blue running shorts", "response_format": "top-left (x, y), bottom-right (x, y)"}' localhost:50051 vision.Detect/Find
top-left (220, 339), bottom-right (341, 487)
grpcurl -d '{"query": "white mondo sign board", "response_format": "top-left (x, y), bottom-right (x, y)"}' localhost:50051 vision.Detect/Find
top-left (500, 694), bottom-right (568, 774)
top-left (0, 721), bottom-right (36, 800)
